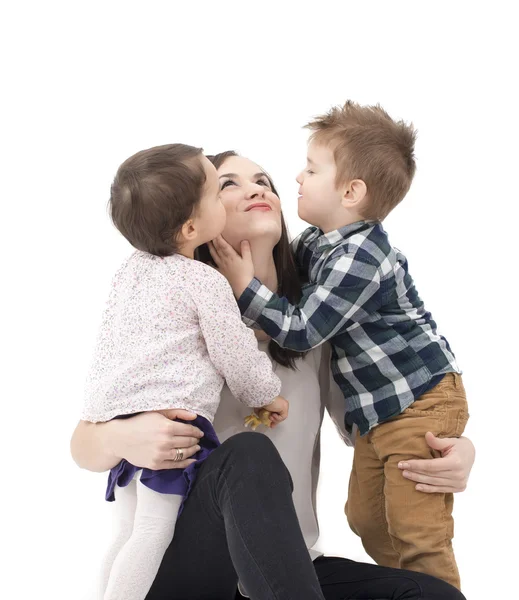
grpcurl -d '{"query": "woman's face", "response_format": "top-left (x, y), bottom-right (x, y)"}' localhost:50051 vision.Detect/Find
top-left (216, 155), bottom-right (282, 250)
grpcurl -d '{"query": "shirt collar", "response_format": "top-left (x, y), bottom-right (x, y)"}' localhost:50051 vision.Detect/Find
top-left (315, 220), bottom-right (377, 251)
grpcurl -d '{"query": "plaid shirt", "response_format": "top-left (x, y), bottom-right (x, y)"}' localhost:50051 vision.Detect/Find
top-left (238, 221), bottom-right (460, 435)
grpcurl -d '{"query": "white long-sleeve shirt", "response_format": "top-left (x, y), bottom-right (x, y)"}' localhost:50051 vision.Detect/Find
top-left (82, 252), bottom-right (281, 423)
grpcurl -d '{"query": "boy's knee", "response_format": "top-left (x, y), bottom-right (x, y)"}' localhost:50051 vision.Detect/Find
top-left (346, 497), bottom-right (378, 537)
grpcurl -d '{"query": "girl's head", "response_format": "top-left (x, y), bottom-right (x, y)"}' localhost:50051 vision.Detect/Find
top-left (110, 144), bottom-right (226, 257)
top-left (196, 151), bottom-right (305, 368)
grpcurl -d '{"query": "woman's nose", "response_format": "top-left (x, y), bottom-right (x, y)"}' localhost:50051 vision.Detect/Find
top-left (246, 183), bottom-right (265, 199)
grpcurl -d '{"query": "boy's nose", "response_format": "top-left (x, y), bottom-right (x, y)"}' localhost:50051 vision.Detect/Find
top-left (296, 172), bottom-right (303, 185)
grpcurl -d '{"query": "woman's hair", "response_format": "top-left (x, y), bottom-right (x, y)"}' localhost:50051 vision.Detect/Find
top-left (109, 143), bottom-right (205, 256)
top-left (195, 151), bottom-right (306, 369)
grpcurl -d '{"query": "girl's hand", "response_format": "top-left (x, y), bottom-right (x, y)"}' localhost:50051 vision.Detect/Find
top-left (261, 395), bottom-right (289, 427)
top-left (112, 409), bottom-right (204, 470)
top-left (209, 236), bottom-right (254, 298)
top-left (398, 432), bottom-right (475, 493)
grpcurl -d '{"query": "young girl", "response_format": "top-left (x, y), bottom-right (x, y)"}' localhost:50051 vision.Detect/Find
top-left (82, 143), bottom-right (288, 600)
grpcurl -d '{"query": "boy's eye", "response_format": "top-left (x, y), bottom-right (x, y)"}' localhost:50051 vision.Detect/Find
top-left (220, 180), bottom-right (236, 190)
top-left (306, 169), bottom-right (314, 175)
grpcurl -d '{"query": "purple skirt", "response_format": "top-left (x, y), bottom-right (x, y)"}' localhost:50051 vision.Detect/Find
top-left (106, 416), bottom-right (220, 515)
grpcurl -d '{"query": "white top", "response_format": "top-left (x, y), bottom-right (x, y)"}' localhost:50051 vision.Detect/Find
top-left (213, 341), bottom-right (354, 567)
top-left (82, 252), bottom-right (281, 423)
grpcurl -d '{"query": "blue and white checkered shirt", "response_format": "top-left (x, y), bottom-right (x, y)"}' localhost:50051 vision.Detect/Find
top-left (238, 221), bottom-right (460, 435)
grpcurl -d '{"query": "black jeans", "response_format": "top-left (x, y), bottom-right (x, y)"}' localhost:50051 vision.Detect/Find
top-left (146, 431), bottom-right (325, 600)
top-left (312, 556), bottom-right (465, 600)
top-left (234, 556), bottom-right (466, 599)
top-left (146, 431), bottom-right (465, 600)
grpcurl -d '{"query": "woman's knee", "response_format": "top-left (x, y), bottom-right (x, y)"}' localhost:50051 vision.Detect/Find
top-left (222, 431), bottom-right (275, 456)
top-left (220, 432), bottom-right (292, 487)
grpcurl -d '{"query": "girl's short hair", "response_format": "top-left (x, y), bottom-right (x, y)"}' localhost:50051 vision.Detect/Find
top-left (110, 143), bottom-right (205, 256)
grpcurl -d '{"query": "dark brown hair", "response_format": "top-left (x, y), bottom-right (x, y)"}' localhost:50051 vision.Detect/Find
top-left (109, 143), bottom-right (206, 256)
top-left (305, 100), bottom-right (417, 220)
top-left (196, 151), bottom-right (306, 369)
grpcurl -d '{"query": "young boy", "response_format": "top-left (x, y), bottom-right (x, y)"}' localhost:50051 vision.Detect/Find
top-left (211, 101), bottom-right (469, 589)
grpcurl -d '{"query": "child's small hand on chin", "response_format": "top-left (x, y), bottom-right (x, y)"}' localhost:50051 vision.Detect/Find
top-left (209, 236), bottom-right (254, 298)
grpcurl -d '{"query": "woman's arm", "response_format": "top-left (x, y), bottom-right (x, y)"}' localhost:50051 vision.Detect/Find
top-left (398, 432), bottom-right (475, 493)
top-left (70, 409), bottom-right (204, 473)
top-left (322, 356), bottom-right (475, 493)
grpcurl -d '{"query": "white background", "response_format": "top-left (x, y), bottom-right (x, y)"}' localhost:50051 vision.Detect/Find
top-left (2, 2), bottom-right (517, 598)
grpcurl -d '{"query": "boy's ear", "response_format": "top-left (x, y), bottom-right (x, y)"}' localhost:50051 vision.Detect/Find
top-left (180, 219), bottom-right (197, 242)
top-left (341, 179), bottom-right (367, 209)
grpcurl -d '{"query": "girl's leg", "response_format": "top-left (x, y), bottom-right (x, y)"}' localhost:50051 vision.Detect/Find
top-left (147, 432), bottom-right (325, 600)
top-left (104, 482), bottom-right (182, 600)
top-left (96, 478), bottom-right (137, 598)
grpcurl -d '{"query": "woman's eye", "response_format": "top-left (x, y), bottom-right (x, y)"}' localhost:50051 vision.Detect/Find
top-left (220, 180), bottom-right (236, 190)
top-left (257, 179), bottom-right (270, 188)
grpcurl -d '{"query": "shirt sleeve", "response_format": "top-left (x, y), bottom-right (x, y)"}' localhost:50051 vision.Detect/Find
top-left (290, 227), bottom-right (315, 284)
top-left (192, 266), bottom-right (281, 408)
top-left (318, 342), bottom-right (355, 447)
top-left (237, 246), bottom-right (381, 352)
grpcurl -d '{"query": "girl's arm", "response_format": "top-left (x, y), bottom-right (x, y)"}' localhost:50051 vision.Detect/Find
top-left (70, 409), bottom-right (204, 472)
top-left (194, 266), bottom-right (281, 408)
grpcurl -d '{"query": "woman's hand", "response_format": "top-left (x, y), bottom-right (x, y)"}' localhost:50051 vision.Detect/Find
top-left (398, 432), bottom-right (475, 493)
top-left (209, 236), bottom-right (254, 298)
top-left (70, 409), bottom-right (205, 472)
top-left (116, 410), bottom-right (205, 470)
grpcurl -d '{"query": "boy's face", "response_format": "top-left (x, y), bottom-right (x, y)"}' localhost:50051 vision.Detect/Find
top-left (296, 141), bottom-right (344, 232)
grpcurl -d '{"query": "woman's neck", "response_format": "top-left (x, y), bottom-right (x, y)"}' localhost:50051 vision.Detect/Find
top-left (248, 238), bottom-right (278, 293)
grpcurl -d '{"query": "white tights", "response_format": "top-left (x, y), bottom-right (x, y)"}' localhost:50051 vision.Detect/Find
top-left (97, 474), bottom-right (182, 600)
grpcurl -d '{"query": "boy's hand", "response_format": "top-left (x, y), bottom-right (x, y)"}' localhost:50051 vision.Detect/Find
top-left (261, 395), bottom-right (289, 427)
top-left (209, 236), bottom-right (254, 298)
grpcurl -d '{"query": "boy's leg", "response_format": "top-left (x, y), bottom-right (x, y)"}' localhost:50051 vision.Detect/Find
top-left (345, 432), bottom-right (400, 568)
top-left (372, 373), bottom-right (469, 589)
top-left (104, 482), bottom-right (182, 600)
top-left (96, 478), bottom-right (138, 599)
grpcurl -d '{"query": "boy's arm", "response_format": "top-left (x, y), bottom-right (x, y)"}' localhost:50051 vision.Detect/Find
top-left (238, 247), bottom-right (381, 352)
top-left (290, 227), bottom-right (316, 283)
top-left (319, 342), bottom-right (355, 447)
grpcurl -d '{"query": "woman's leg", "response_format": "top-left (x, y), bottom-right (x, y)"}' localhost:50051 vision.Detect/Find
top-left (312, 556), bottom-right (466, 600)
top-left (105, 482), bottom-right (182, 600)
top-left (147, 432), bottom-right (325, 600)
top-left (96, 478), bottom-right (138, 598)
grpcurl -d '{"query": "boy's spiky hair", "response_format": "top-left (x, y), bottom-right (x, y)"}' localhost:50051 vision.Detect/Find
top-left (305, 101), bottom-right (417, 220)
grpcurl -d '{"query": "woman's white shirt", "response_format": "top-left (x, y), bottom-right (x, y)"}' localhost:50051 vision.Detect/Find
top-left (213, 341), bottom-right (354, 561)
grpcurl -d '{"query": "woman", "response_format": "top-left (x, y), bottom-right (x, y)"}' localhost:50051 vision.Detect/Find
top-left (71, 152), bottom-right (475, 599)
